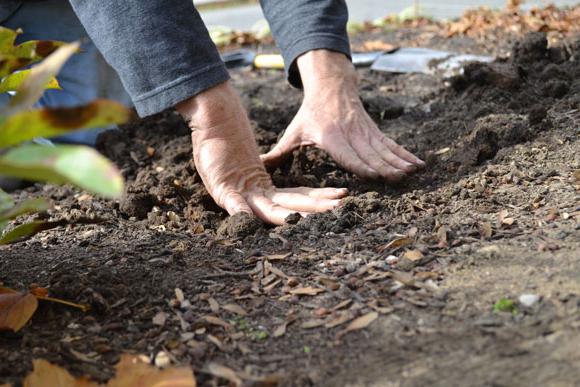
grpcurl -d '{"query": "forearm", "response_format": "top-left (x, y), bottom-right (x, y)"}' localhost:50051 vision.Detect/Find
top-left (69, 0), bottom-right (229, 117)
top-left (259, 0), bottom-right (351, 88)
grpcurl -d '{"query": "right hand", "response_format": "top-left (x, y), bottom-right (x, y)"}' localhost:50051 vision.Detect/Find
top-left (176, 81), bottom-right (348, 225)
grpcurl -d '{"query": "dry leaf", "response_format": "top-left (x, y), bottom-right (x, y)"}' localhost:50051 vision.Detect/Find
top-left (337, 312), bottom-right (378, 339)
top-left (301, 319), bottom-right (327, 329)
top-left (207, 297), bottom-right (219, 314)
top-left (202, 315), bottom-right (231, 329)
top-left (436, 226), bottom-right (448, 248)
top-left (403, 250), bottom-right (424, 261)
top-left (317, 277), bottom-right (340, 291)
top-left (380, 237), bottom-right (412, 252)
top-left (360, 40), bottom-right (397, 52)
top-left (23, 355), bottom-right (196, 387)
top-left (433, 147), bottom-right (451, 155)
top-left (268, 265), bottom-right (288, 279)
top-left (152, 312), bottom-right (167, 327)
top-left (331, 299), bottom-right (353, 311)
top-left (324, 312), bottom-right (355, 329)
top-left (289, 287), bottom-right (325, 296)
top-left (109, 354), bottom-right (195, 387)
top-left (478, 222), bottom-right (493, 239)
top-left (207, 363), bottom-right (242, 387)
top-left (273, 322), bottom-right (288, 338)
top-left (23, 359), bottom-right (98, 387)
top-left (0, 291), bottom-right (38, 332)
top-left (175, 288), bottom-right (185, 303)
top-left (264, 252), bottom-right (292, 261)
top-left (222, 303), bottom-right (247, 316)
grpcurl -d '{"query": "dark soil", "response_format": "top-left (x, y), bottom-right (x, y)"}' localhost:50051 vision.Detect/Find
top-left (1, 27), bottom-right (579, 387)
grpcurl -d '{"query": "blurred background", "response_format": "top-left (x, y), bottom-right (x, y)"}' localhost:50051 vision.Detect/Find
top-left (195, 0), bottom-right (579, 30)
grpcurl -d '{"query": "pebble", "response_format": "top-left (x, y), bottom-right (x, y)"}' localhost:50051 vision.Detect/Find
top-left (518, 294), bottom-right (540, 307)
top-left (386, 255), bottom-right (399, 265)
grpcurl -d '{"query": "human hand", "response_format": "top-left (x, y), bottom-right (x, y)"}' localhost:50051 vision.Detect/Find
top-left (260, 50), bottom-right (425, 181)
top-left (176, 81), bottom-right (348, 225)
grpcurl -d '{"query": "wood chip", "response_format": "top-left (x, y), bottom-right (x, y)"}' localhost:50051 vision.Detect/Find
top-left (317, 277), bottom-right (340, 291)
top-left (379, 236), bottom-right (412, 252)
top-left (175, 288), bottom-right (185, 303)
top-left (478, 222), bottom-right (493, 239)
top-left (337, 312), bottom-right (378, 339)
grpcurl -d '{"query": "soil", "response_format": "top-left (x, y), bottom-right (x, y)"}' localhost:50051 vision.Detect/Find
top-left (1, 24), bottom-right (580, 387)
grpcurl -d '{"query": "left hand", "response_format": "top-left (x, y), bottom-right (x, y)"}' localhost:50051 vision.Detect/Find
top-left (261, 50), bottom-right (425, 181)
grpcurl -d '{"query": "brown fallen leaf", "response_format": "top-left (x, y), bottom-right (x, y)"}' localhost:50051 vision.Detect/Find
top-left (301, 319), bottom-right (327, 329)
top-left (498, 209), bottom-right (515, 226)
top-left (337, 312), bottom-right (378, 339)
top-left (273, 315), bottom-right (296, 338)
top-left (317, 277), bottom-right (340, 291)
top-left (289, 286), bottom-right (325, 296)
top-left (222, 303), bottom-right (247, 316)
top-left (23, 359), bottom-right (98, 387)
top-left (152, 312), bottom-right (167, 327)
top-left (23, 355), bottom-right (196, 387)
top-left (478, 222), bottom-right (493, 239)
top-left (436, 226), bottom-right (448, 248)
top-left (402, 249), bottom-right (424, 262)
top-left (360, 40), bottom-right (397, 52)
top-left (201, 315), bottom-right (231, 329)
top-left (207, 363), bottom-right (241, 387)
top-left (207, 297), bottom-right (220, 314)
top-left (379, 236), bottom-right (412, 252)
top-left (324, 312), bottom-right (355, 329)
top-left (0, 291), bottom-right (38, 332)
top-left (331, 299), bottom-right (353, 311)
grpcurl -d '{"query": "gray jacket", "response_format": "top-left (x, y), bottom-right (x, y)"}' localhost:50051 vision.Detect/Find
top-left (2, 1), bottom-right (350, 117)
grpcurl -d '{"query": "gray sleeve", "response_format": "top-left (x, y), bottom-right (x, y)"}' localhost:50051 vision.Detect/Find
top-left (259, 0), bottom-right (351, 88)
top-left (68, 0), bottom-right (230, 117)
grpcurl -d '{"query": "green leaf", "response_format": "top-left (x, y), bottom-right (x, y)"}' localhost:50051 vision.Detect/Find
top-left (0, 144), bottom-right (124, 198)
top-left (2, 42), bottom-right (79, 115)
top-left (0, 99), bottom-right (130, 147)
top-left (11, 40), bottom-right (68, 62)
top-left (0, 187), bottom-right (14, 213)
top-left (0, 69), bottom-right (60, 94)
top-left (0, 220), bottom-right (64, 245)
top-left (493, 298), bottom-right (517, 313)
top-left (0, 198), bottom-right (49, 222)
top-left (0, 26), bottom-right (19, 54)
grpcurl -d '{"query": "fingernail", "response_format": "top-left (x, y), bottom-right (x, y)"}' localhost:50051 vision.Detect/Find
top-left (335, 188), bottom-right (348, 194)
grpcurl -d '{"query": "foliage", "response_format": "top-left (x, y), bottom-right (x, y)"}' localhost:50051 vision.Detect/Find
top-left (493, 298), bottom-right (517, 314)
top-left (0, 26), bottom-right (130, 244)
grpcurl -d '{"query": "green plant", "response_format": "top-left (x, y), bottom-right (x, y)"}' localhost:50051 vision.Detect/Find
top-left (0, 26), bottom-right (130, 244)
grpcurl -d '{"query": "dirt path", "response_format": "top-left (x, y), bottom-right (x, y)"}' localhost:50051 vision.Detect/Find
top-left (1, 23), bottom-right (579, 387)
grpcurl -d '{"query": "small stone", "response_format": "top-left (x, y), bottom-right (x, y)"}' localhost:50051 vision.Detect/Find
top-left (386, 255), bottom-right (399, 265)
top-left (346, 263), bottom-right (358, 273)
top-left (518, 294), bottom-right (540, 307)
top-left (154, 351), bottom-right (171, 367)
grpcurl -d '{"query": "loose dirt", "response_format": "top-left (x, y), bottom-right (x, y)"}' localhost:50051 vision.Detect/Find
top-left (1, 21), bottom-right (579, 387)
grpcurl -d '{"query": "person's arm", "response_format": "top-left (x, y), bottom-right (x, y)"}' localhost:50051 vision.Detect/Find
top-left (260, 0), bottom-right (351, 88)
top-left (68, 0), bottom-right (229, 117)
top-left (259, 1), bottom-right (425, 180)
top-left (68, 0), bottom-right (347, 224)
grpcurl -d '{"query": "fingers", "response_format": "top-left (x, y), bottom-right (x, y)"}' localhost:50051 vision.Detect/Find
top-left (246, 195), bottom-right (310, 225)
top-left (278, 187), bottom-right (348, 200)
top-left (381, 137), bottom-right (426, 168)
top-left (268, 191), bottom-right (342, 213)
top-left (221, 191), bottom-right (253, 216)
top-left (370, 134), bottom-right (418, 174)
top-left (324, 135), bottom-right (380, 179)
top-left (260, 128), bottom-right (302, 168)
top-left (350, 134), bottom-right (407, 182)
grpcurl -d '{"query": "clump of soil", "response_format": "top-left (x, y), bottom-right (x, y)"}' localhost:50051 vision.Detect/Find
top-left (1, 29), bottom-right (579, 387)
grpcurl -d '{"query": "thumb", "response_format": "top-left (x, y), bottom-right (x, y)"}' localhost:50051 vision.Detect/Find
top-left (260, 128), bottom-right (302, 167)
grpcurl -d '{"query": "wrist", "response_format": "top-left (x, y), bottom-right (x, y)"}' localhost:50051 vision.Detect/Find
top-left (175, 81), bottom-right (243, 131)
top-left (296, 49), bottom-right (358, 96)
